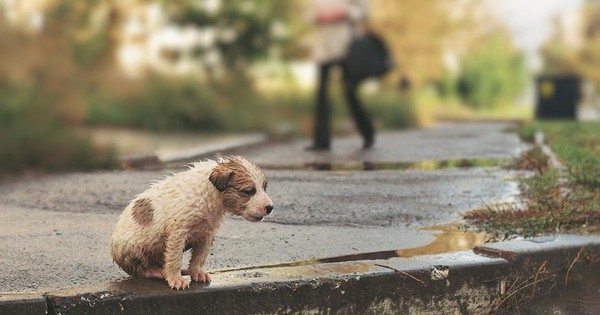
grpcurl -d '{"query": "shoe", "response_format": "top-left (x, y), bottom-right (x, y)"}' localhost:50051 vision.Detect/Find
top-left (363, 136), bottom-right (375, 150)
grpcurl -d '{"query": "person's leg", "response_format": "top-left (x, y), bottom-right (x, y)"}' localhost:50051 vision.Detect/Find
top-left (343, 78), bottom-right (375, 149)
top-left (309, 62), bottom-right (333, 150)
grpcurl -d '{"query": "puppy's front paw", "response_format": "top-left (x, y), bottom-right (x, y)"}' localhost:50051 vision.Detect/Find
top-left (190, 270), bottom-right (211, 283)
top-left (166, 275), bottom-right (190, 290)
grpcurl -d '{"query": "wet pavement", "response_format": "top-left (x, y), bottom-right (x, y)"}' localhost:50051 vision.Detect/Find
top-left (0, 122), bottom-right (525, 294)
top-left (231, 122), bottom-right (521, 168)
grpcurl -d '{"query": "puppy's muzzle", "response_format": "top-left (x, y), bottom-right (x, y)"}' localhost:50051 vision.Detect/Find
top-left (266, 204), bottom-right (274, 214)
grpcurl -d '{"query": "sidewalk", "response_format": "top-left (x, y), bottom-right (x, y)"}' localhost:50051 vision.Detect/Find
top-left (1, 122), bottom-right (598, 314)
top-left (81, 127), bottom-right (267, 169)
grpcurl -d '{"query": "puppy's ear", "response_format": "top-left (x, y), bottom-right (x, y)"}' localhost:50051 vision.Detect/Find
top-left (209, 165), bottom-right (234, 192)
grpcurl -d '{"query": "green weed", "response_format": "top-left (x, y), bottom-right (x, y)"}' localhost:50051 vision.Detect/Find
top-left (464, 121), bottom-right (600, 236)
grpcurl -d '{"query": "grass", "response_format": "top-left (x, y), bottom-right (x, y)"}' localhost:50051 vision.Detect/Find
top-left (0, 85), bottom-right (116, 175)
top-left (464, 121), bottom-right (600, 237)
top-left (539, 121), bottom-right (600, 188)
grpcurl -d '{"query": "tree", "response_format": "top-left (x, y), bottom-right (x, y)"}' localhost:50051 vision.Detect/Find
top-left (0, 0), bottom-right (301, 123)
top-left (577, 1), bottom-right (600, 87)
top-left (540, 12), bottom-right (583, 76)
top-left (172, 0), bottom-right (300, 82)
top-left (370, 0), bottom-right (485, 87)
top-left (541, 0), bottom-right (600, 87)
top-left (455, 32), bottom-right (527, 110)
top-left (0, 0), bottom-right (134, 121)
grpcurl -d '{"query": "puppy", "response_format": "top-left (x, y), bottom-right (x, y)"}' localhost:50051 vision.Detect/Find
top-left (110, 156), bottom-right (273, 290)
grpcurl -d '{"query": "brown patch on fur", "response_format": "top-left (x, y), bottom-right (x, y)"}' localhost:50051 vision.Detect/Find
top-left (214, 159), bottom-right (255, 214)
top-left (222, 189), bottom-right (253, 214)
top-left (132, 198), bottom-right (154, 226)
top-left (209, 165), bottom-right (234, 192)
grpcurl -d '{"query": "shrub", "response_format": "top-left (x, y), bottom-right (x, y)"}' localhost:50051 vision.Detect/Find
top-left (0, 85), bottom-right (115, 174)
top-left (455, 33), bottom-right (528, 110)
top-left (85, 78), bottom-right (274, 132)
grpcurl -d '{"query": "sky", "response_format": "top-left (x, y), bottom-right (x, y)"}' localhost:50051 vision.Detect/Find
top-left (486, 0), bottom-right (584, 70)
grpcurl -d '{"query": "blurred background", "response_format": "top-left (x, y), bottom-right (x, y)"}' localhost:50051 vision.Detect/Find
top-left (1, 0), bottom-right (598, 174)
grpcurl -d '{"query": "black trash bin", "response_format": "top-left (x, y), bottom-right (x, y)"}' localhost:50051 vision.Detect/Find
top-left (535, 75), bottom-right (581, 119)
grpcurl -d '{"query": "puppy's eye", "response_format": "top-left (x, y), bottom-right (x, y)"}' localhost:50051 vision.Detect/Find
top-left (241, 188), bottom-right (256, 196)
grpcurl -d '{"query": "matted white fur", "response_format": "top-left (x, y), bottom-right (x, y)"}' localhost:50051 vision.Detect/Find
top-left (110, 156), bottom-right (273, 290)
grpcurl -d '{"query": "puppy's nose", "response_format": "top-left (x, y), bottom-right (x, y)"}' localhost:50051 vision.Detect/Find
top-left (265, 205), bottom-right (274, 214)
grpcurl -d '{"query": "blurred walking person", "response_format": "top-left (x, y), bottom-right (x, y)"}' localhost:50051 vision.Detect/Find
top-left (306, 0), bottom-right (375, 150)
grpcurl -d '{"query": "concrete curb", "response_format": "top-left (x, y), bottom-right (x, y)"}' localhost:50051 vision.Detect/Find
top-left (161, 134), bottom-right (269, 164)
top-left (2, 235), bottom-right (598, 314)
top-left (533, 131), bottom-right (564, 170)
top-left (119, 134), bottom-right (268, 170)
top-left (0, 294), bottom-right (47, 315)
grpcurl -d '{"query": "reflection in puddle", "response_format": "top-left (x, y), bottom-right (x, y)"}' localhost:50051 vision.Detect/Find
top-left (262, 158), bottom-right (512, 171)
top-left (211, 226), bottom-right (490, 275)
top-left (398, 226), bottom-right (490, 257)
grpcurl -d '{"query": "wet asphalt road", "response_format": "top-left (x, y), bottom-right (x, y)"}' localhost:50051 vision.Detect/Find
top-left (0, 122), bottom-right (524, 293)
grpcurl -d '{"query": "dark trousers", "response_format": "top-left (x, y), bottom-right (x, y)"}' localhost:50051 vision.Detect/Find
top-left (313, 60), bottom-right (374, 148)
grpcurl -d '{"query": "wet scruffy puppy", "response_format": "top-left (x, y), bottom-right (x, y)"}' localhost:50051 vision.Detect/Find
top-left (110, 156), bottom-right (273, 290)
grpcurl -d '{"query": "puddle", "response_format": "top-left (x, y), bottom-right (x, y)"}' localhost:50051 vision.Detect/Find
top-left (399, 225), bottom-right (490, 256)
top-left (211, 226), bottom-right (490, 275)
top-left (262, 158), bottom-right (512, 171)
